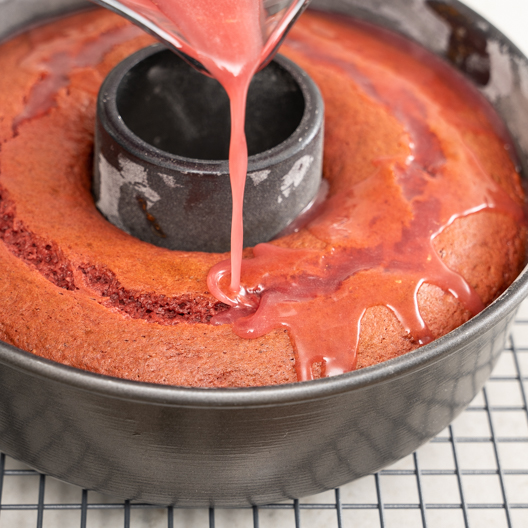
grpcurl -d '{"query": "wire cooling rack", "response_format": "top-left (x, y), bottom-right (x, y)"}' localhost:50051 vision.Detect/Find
top-left (0, 300), bottom-right (526, 528)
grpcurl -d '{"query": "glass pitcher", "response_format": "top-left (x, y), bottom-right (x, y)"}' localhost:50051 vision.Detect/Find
top-left (88, 0), bottom-right (311, 75)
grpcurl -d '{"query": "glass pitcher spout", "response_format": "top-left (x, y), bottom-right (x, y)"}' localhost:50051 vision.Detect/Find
top-left (89, 0), bottom-right (312, 77)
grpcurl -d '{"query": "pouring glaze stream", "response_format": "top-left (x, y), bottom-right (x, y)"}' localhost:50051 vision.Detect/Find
top-left (89, 0), bottom-right (312, 291)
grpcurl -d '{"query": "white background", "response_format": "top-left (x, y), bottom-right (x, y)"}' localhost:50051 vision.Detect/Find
top-left (463, 0), bottom-right (528, 55)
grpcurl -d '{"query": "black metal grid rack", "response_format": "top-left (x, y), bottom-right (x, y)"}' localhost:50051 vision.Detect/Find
top-left (0, 300), bottom-right (527, 528)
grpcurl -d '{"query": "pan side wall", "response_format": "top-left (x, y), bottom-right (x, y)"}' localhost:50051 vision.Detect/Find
top-left (0, 307), bottom-right (515, 506)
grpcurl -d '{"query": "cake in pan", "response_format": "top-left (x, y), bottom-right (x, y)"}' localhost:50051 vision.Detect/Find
top-left (0, 9), bottom-right (524, 387)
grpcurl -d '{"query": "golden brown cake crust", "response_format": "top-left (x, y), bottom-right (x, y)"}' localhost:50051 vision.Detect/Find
top-left (0, 10), bottom-right (525, 387)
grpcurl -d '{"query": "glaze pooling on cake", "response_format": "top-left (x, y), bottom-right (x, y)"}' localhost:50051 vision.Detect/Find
top-left (0, 10), bottom-right (524, 387)
top-left (208, 12), bottom-right (526, 380)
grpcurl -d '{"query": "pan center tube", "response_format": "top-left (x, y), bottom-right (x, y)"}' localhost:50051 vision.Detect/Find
top-left (94, 45), bottom-right (324, 253)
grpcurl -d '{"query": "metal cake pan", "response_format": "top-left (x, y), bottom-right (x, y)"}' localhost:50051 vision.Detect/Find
top-left (0, 0), bottom-right (527, 507)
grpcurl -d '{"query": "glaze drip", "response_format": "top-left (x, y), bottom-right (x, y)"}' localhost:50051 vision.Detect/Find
top-left (207, 14), bottom-right (526, 381)
top-left (104, 0), bottom-right (306, 292)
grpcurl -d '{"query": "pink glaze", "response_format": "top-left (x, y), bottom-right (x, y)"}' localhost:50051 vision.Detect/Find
top-left (207, 15), bottom-right (526, 381)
